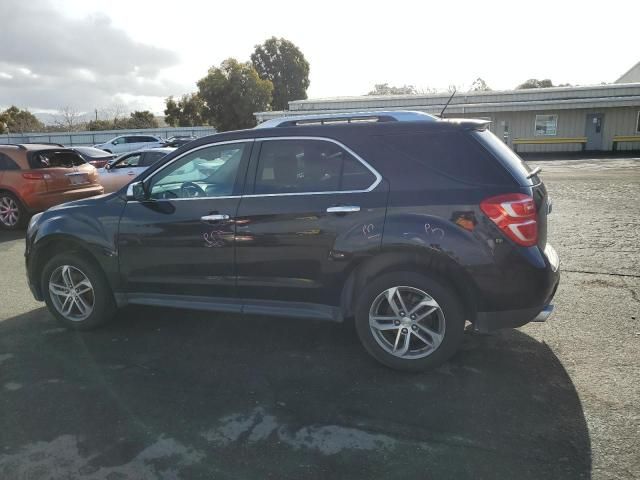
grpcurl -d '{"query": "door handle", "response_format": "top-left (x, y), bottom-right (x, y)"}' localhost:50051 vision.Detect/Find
top-left (327, 205), bottom-right (360, 213)
top-left (201, 214), bottom-right (230, 222)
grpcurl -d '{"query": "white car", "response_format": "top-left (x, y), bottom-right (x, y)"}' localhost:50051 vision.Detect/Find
top-left (93, 134), bottom-right (164, 154)
top-left (97, 147), bottom-right (175, 193)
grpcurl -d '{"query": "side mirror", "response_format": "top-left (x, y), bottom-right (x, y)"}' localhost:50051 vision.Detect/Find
top-left (126, 181), bottom-right (148, 201)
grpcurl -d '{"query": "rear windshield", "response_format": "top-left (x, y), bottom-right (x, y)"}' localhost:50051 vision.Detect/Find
top-left (28, 150), bottom-right (87, 169)
top-left (73, 147), bottom-right (113, 158)
top-left (381, 131), bottom-right (514, 186)
top-left (471, 130), bottom-right (539, 185)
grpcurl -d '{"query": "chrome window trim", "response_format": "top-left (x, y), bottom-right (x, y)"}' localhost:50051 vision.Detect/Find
top-left (127, 136), bottom-right (382, 202)
top-left (245, 136), bottom-right (382, 197)
top-left (130, 139), bottom-right (253, 201)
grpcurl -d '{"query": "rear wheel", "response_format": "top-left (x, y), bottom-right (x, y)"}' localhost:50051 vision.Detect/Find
top-left (0, 192), bottom-right (25, 230)
top-left (354, 272), bottom-right (465, 371)
top-left (41, 253), bottom-right (116, 330)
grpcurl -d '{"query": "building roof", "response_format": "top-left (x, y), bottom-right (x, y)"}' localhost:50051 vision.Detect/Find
top-left (255, 83), bottom-right (640, 122)
top-left (615, 61), bottom-right (640, 84)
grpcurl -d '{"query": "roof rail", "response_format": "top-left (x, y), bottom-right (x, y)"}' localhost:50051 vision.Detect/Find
top-left (255, 110), bottom-right (438, 129)
top-left (1, 142), bottom-right (66, 149)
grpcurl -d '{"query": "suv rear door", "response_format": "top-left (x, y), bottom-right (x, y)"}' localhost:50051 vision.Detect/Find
top-left (234, 137), bottom-right (388, 315)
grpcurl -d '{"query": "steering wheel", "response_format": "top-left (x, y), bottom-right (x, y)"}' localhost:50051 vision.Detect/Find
top-left (179, 181), bottom-right (206, 198)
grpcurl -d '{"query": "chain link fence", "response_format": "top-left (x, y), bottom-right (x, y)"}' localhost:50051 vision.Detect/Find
top-left (0, 126), bottom-right (217, 146)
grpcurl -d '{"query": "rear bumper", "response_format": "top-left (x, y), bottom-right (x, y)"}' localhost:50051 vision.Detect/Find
top-left (25, 185), bottom-right (104, 212)
top-left (474, 244), bottom-right (560, 333)
top-left (474, 302), bottom-right (556, 333)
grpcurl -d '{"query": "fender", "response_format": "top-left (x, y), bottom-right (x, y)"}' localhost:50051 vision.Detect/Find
top-left (27, 194), bottom-right (126, 297)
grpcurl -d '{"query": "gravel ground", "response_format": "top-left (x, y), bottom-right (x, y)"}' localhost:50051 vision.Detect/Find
top-left (0, 157), bottom-right (638, 479)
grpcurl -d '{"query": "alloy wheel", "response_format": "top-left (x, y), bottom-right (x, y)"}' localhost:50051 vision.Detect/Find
top-left (48, 265), bottom-right (95, 321)
top-left (0, 196), bottom-right (20, 227)
top-left (368, 286), bottom-right (446, 359)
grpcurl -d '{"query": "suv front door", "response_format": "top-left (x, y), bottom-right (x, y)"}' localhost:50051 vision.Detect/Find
top-left (234, 137), bottom-right (388, 316)
top-left (118, 140), bottom-right (252, 303)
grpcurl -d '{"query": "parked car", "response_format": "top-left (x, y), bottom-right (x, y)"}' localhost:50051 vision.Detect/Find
top-left (0, 144), bottom-right (103, 230)
top-left (97, 147), bottom-right (175, 193)
top-left (25, 111), bottom-right (559, 371)
top-left (163, 135), bottom-right (196, 147)
top-left (69, 146), bottom-right (116, 168)
top-left (93, 135), bottom-right (164, 154)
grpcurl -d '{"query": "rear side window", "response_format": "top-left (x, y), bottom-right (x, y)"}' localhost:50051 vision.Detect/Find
top-left (381, 131), bottom-right (513, 185)
top-left (254, 139), bottom-right (376, 194)
top-left (472, 130), bottom-right (537, 185)
top-left (0, 153), bottom-right (20, 171)
top-left (29, 151), bottom-right (86, 169)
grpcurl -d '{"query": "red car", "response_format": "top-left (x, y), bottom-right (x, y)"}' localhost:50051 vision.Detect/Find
top-left (0, 144), bottom-right (104, 230)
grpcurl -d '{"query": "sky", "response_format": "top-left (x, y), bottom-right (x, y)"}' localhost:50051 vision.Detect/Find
top-left (1, 0), bottom-right (638, 120)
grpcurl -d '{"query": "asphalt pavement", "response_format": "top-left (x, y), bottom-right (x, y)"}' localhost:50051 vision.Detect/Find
top-left (0, 157), bottom-right (638, 479)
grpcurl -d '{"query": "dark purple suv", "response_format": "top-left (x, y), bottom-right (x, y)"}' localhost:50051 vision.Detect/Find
top-left (25, 111), bottom-right (559, 371)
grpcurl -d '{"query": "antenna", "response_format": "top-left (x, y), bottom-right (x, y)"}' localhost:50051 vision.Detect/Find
top-left (440, 89), bottom-right (456, 118)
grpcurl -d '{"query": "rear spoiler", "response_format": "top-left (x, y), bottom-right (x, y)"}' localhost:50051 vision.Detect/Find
top-left (443, 119), bottom-right (491, 131)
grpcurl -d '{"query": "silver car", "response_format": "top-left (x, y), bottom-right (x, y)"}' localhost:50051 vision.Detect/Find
top-left (97, 147), bottom-right (175, 193)
top-left (93, 135), bottom-right (164, 154)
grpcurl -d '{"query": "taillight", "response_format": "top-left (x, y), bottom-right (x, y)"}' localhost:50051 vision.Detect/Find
top-left (22, 172), bottom-right (51, 180)
top-left (480, 193), bottom-right (538, 247)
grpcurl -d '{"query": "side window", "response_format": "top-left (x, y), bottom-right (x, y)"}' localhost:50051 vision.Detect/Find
top-left (382, 132), bottom-right (512, 185)
top-left (0, 153), bottom-right (20, 171)
top-left (149, 142), bottom-right (248, 199)
top-left (143, 136), bottom-right (159, 143)
top-left (114, 154), bottom-right (141, 168)
top-left (140, 151), bottom-right (166, 167)
top-left (125, 136), bottom-right (141, 144)
top-left (254, 139), bottom-right (375, 194)
top-left (112, 137), bottom-right (125, 145)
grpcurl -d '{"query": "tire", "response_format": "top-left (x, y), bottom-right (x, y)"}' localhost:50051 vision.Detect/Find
top-left (41, 252), bottom-right (116, 330)
top-left (354, 271), bottom-right (465, 371)
top-left (0, 192), bottom-right (26, 230)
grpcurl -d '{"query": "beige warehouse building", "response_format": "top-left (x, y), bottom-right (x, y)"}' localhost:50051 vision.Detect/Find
top-left (256, 72), bottom-right (640, 154)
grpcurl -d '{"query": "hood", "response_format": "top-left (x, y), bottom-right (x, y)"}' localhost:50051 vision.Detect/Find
top-left (47, 192), bottom-right (115, 212)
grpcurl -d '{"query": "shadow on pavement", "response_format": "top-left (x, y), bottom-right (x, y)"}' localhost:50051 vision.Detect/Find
top-left (0, 306), bottom-right (591, 479)
top-left (0, 229), bottom-right (24, 245)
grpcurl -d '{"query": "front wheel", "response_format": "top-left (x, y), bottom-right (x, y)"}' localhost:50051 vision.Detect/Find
top-left (354, 272), bottom-right (465, 371)
top-left (41, 253), bottom-right (116, 330)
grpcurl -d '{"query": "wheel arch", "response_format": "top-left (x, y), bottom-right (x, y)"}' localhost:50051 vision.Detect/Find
top-left (30, 234), bottom-right (112, 299)
top-left (340, 247), bottom-right (479, 323)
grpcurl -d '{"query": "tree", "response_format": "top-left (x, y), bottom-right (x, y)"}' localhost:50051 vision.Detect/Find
top-left (470, 77), bottom-right (492, 92)
top-left (164, 93), bottom-right (206, 127)
top-left (516, 78), bottom-right (555, 89)
top-left (55, 106), bottom-right (84, 131)
top-left (87, 119), bottom-right (115, 131)
top-left (251, 37), bottom-right (310, 110)
top-left (197, 58), bottom-right (273, 131)
top-left (126, 110), bottom-right (158, 129)
top-left (0, 106), bottom-right (44, 133)
top-left (367, 83), bottom-right (419, 95)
